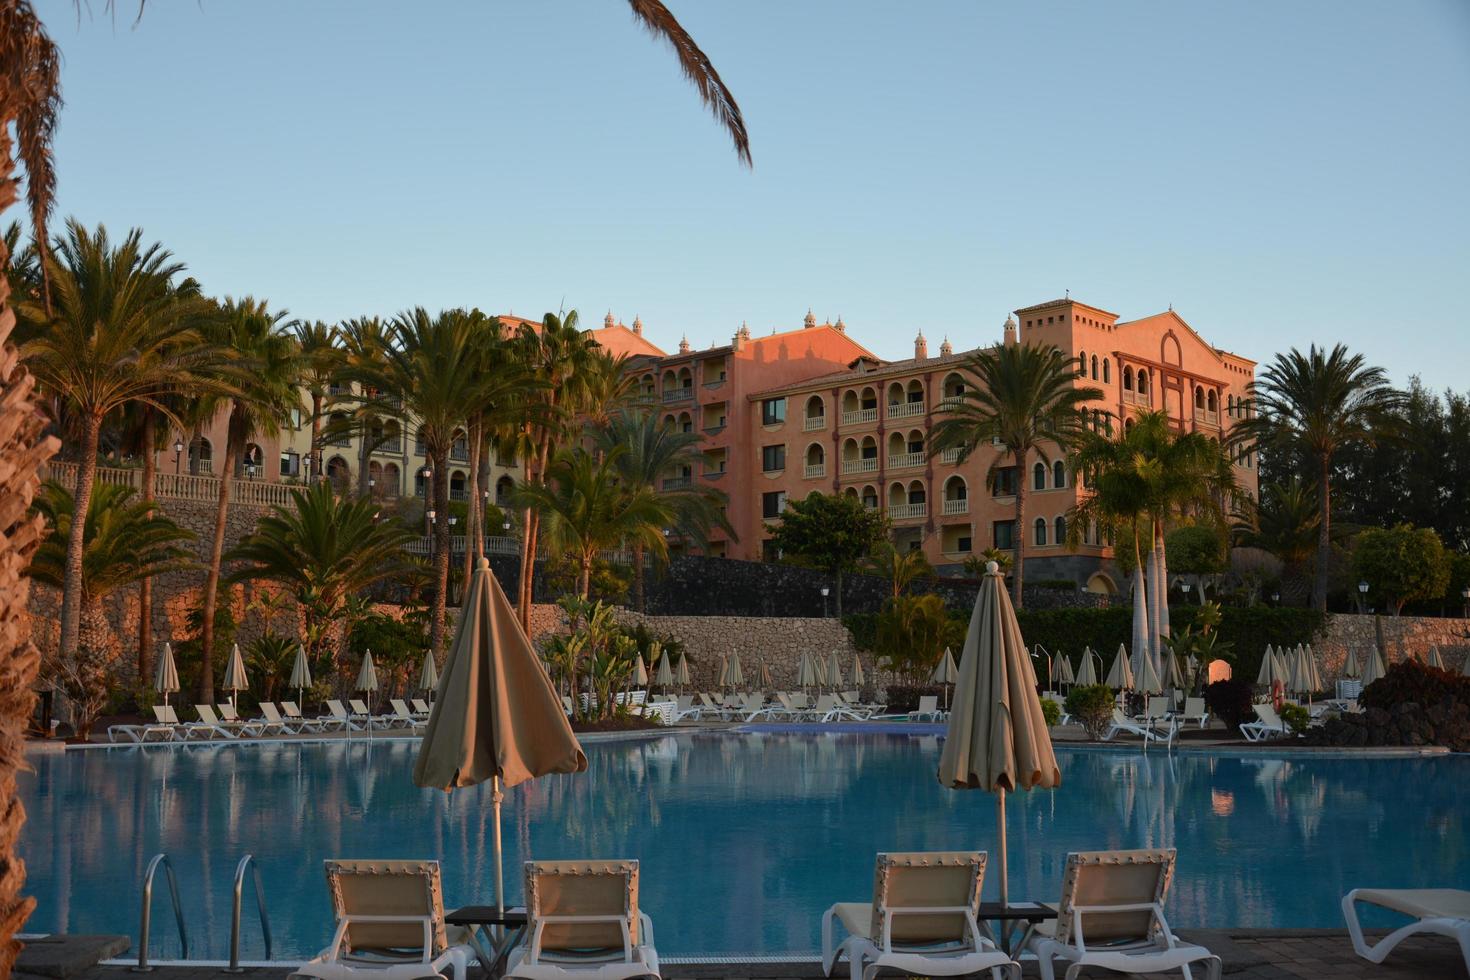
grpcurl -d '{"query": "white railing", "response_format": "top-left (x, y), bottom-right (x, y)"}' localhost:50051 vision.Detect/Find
top-left (43, 461), bottom-right (298, 508)
top-left (803, 463), bottom-right (826, 479)
top-left (662, 388), bottom-right (693, 403)
top-left (887, 451), bottom-right (925, 470)
top-left (840, 408), bottom-right (878, 426)
top-left (938, 395), bottom-right (964, 411)
top-left (886, 401), bottom-right (925, 419)
top-left (939, 447), bottom-right (962, 463)
top-left (1193, 409), bottom-right (1220, 427)
top-left (405, 535), bottom-right (524, 557)
top-left (942, 498), bottom-right (969, 516)
top-left (889, 502), bottom-right (927, 520)
top-left (841, 457), bottom-right (878, 475)
top-left (661, 476), bottom-right (693, 490)
top-left (803, 415), bottom-right (826, 431)
top-left (1124, 389), bottom-right (1150, 407)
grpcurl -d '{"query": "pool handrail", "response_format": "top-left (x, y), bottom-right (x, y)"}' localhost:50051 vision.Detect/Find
top-left (225, 853), bottom-right (273, 972)
top-left (135, 852), bottom-right (188, 971)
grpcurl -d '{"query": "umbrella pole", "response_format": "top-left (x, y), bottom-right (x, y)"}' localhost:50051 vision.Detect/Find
top-left (491, 774), bottom-right (506, 940)
top-left (996, 787), bottom-right (1008, 910)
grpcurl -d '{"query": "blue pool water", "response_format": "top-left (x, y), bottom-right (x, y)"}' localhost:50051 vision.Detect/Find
top-left (19, 732), bottom-right (1468, 959)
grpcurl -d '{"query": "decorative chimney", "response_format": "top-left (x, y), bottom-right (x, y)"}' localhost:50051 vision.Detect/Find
top-left (632, 315), bottom-right (643, 336)
top-left (914, 330), bottom-right (928, 361)
top-left (604, 311), bottom-right (615, 330)
top-left (804, 308), bottom-right (816, 329)
top-left (1003, 315), bottom-right (1018, 347)
top-left (835, 314), bottom-right (845, 333)
top-left (678, 335), bottom-right (691, 354)
top-left (733, 321), bottom-right (749, 351)
top-left (939, 336), bottom-right (953, 357)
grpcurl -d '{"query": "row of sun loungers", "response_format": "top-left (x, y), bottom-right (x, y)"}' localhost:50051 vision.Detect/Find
top-left (666, 691), bottom-right (886, 723)
top-left (290, 847), bottom-right (1231, 980)
top-left (107, 699), bottom-right (436, 743)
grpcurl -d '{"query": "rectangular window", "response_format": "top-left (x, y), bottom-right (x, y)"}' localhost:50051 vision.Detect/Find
top-left (992, 466), bottom-right (1018, 497)
top-left (762, 491), bottom-right (787, 519)
top-left (762, 444), bottom-right (786, 472)
top-left (761, 397), bottom-right (787, 425)
top-left (279, 451), bottom-right (301, 478)
top-left (993, 520), bottom-right (1015, 550)
top-left (957, 535), bottom-right (973, 553)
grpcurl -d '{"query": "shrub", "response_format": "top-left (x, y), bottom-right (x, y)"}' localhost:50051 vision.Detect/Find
top-left (1204, 678), bottom-right (1255, 735)
top-left (1360, 658), bottom-right (1470, 711)
top-left (884, 684), bottom-right (944, 714)
top-left (1064, 685), bottom-right (1114, 741)
top-left (1039, 697), bottom-right (1062, 727)
top-left (1279, 702), bottom-right (1309, 734)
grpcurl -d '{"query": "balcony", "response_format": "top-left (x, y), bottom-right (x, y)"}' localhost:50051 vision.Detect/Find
top-left (841, 408), bottom-right (879, 426)
top-left (886, 401), bottom-right (925, 420)
top-left (887, 451), bottom-right (924, 470)
top-left (1193, 409), bottom-right (1220, 427)
top-left (841, 457), bottom-right (879, 475)
top-left (938, 396), bottom-right (964, 411)
top-left (450, 446), bottom-right (470, 462)
top-left (1123, 389), bottom-right (1150, 407)
top-left (662, 475), bottom-right (693, 491)
top-left (373, 438), bottom-right (403, 455)
top-left (803, 415), bottom-right (826, 431)
top-left (803, 463), bottom-right (826, 479)
top-left (889, 502), bottom-right (927, 520)
top-left (662, 388), bottom-right (693, 404)
top-left (942, 498), bottom-right (970, 516)
top-left (940, 447), bottom-right (962, 464)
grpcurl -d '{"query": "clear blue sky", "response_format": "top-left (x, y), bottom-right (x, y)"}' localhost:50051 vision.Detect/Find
top-left (41, 0), bottom-right (1470, 391)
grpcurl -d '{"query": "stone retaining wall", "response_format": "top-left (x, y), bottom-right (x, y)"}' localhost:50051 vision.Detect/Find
top-left (1315, 612), bottom-right (1470, 681)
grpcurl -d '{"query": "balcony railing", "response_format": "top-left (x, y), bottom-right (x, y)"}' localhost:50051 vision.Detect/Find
top-left (1123, 389), bottom-right (1151, 407)
top-left (1193, 409), bottom-right (1220, 427)
top-left (887, 451), bottom-right (925, 470)
top-left (373, 438), bottom-right (403, 455)
top-left (939, 447), bottom-right (962, 464)
top-left (662, 388), bottom-right (693, 403)
top-left (938, 395), bottom-right (964, 411)
top-left (449, 446), bottom-right (470, 462)
top-left (43, 461), bottom-right (297, 508)
top-left (803, 463), bottom-right (826, 479)
top-left (841, 457), bottom-right (878, 475)
top-left (841, 408), bottom-right (878, 426)
top-left (803, 415), bottom-right (826, 431)
top-left (942, 498), bottom-right (970, 516)
top-left (886, 401), bottom-right (925, 419)
top-left (661, 475), bottom-right (693, 490)
top-left (889, 502), bottom-right (927, 520)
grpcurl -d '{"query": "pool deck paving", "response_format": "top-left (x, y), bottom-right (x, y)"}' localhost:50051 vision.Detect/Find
top-left (33, 930), bottom-right (1469, 980)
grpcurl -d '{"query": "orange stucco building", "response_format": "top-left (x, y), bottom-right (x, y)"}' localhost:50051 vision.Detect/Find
top-left (629, 299), bottom-right (1256, 594)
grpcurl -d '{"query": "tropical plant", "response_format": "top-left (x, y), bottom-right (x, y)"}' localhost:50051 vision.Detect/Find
top-left (1039, 697), bottom-right (1062, 728)
top-left (1234, 477), bottom-right (1321, 578)
top-left (866, 540), bottom-right (933, 599)
top-left (17, 221), bottom-right (221, 662)
top-left (288, 318), bottom-right (341, 483)
top-left (225, 481), bottom-right (417, 679)
top-left (1243, 344), bottom-right (1404, 610)
top-left (930, 342), bottom-right (1102, 605)
top-left (514, 447), bottom-right (672, 599)
top-left (872, 593), bottom-right (963, 682)
top-left (1278, 702), bottom-right (1309, 734)
top-left (763, 491), bottom-right (889, 616)
top-left (1350, 524), bottom-right (1451, 616)
top-left (1063, 685), bottom-right (1114, 741)
top-left (244, 632), bottom-right (296, 703)
top-left (964, 547), bottom-right (1013, 578)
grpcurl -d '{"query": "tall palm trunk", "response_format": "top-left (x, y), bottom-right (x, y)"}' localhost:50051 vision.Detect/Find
top-left (1146, 517), bottom-right (1162, 671)
top-left (633, 542), bottom-right (646, 612)
top-left (309, 393), bottom-right (323, 482)
top-left (0, 188), bottom-right (60, 970)
top-left (1154, 518), bottom-right (1171, 665)
top-left (199, 422), bottom-right (240, 701)
top-left (58, 414), bottom-right (102, 657)
top-left (578, 552), bottom-right (593, 599)
top-left (1314, 452), bottom-right (1330, 612)
top-left (519, 435), bottom-right (551, 628)
top-left (137, 415), bottom-right (156, 684)
top-left (461, 421), bottom-right (482, 596)
top-left (1011, 448), bottom-right (1027, 607)
top-left (430, 451), bottom-right (451, 654)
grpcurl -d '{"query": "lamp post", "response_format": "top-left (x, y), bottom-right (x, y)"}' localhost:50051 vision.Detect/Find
top-left (174, 439), bottom-right (184, 475)
top-left (1461, 586), bottom-right (1469, 620)
top-left (1181, 582), bottom-right (1192, 603)
top-left (1357, 580), bottom-right (1369, 615)
top-left (821, 586), bottom-right (830, 618)
top-left (426, 508), bottom-right (436, 537)
top-left (1272, 591), bottom-right (1280, 606)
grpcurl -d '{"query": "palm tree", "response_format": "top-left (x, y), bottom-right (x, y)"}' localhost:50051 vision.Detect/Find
top-left (114, 400), bottom-right (173, 682)
top-left (867, 540), bottom-right (933, 599)
top-left (513, 447), bottom-right (673, 599)
top-left (929, 342), bottom-right (1102, 606)
top-left (227, 481), bottom-right (416, 678)
top-left (1234, 477), bottom-right (1321, 599)
top-left (18, 221), bottom-right (221, 661)
top-left (1242, 344), bottom-right (1402, 611)
top-left (193, 297), bottom-right (298, 700)
top-left (28, 479), bottom-right (195, 658)
top-left (288, 318), bottom-right (341, 483)
top-left (591, 409), bottom-right (733, 609)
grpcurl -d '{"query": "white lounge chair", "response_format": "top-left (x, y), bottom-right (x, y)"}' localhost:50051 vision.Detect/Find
top-left (1103, 709), bottom-right (1173, 743)
top-left (349, 698), bottom-right (398, 730)
top-left (293, 859), bottom-right (474, 980)
top-left (821, 851), bottom-right (1018, 980)
top-left (1021, 848), bottom-right (1221, 980)
top-left (907, 696), bottom-right (943, 723)
top-left (257, 702), bottom-right (305, 735)
top-left (411, 698), bottom-right (432, 717)
top-left (285, 700), bottom-right (338, 733)
top-left (108, 705), bottom-right (182, 743)
top-left (185, 704), bottom-right (241, 739)
top-left (388, 699), bottom-right (424, 730)
top-left (505, 859), bottom-right (659, 980)
top-left (1180, 697), bottom-right (1209, 729)
top-left (1342, 887), bottom-right (1470, 974)
top-left (238, 702), bottom-right (289, 736)
top-left (815, 694), bottom-right (864, 722)
top-left (1240, 703), bottom-right (1288, 741)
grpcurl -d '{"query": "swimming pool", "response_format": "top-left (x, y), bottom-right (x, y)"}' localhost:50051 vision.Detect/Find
top-left (19, 731), bottom-right (1466, 959)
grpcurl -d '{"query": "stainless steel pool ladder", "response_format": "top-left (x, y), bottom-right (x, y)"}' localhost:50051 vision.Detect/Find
top-left (225, 853), bottom-right (273, 972)
top-left (133, 853), bottom-right (187, 971)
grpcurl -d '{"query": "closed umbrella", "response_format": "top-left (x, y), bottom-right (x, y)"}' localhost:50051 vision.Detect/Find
top-left (716, 655), bottom-right (730, 690)
top-left (222, 643), bottom-right (249, 711)
top-left (851, 654), bottom-right (866, 689)
top-left (1074, 646), bottom-right (1098, 686)
top-left (797, 653), bottom-right (819, 689)
top-left (1161, 652), bottom-right (1185, 693)
top-left (1361, 646), bottom-right (1387, 686)
top-left (674, 652), bottom-right (691, 690)
top-left (1135, 653), bottom-right (1163, 698)
top-left (1426, 646), bottom-right (1446, 670)
top-left (633, 654), bottom-right (649, 688)
top-left (419, 652), bottom-right (439, 699)
top-left (356, 650), bottom-right (378, 695)
top-left (289, 644), bottom-right (313, 708)
top-left (1341, 648), bottom-right (1361, 680)
top-left (413, 558), bottom-right (587, 919)
top-left (1052, 649), bottom-right (1075, 688)
top-left (938, 561), bottom-right (1060, 910)
top-left (1106, 644), bottom-right (1135, 691)
top-left (654, 652), bottom-right (675, 692)
top-left (931, 647), bottom-right (959, 709)
top-left (154, 642), bottom-right (180, 709)
top-left (1273, 647), bottom-right (1291, 684)
top-left (726, 654), bottom-right (745, 689)
top-left (757, 658), bottom-right (774, 690)
top-left (827, 651), bottom-right (845, 690)
top-left (1256, 645), bottom-right (1278, 686)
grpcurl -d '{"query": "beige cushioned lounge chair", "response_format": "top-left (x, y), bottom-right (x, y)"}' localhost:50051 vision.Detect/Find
top-left (821, 851), bottom-right (1018, 980)
top-left (292, 859), bottom-right (473, 980)
top-left (505, 859), bottom-right (658, 980)
top-left (1343, 887), bottom-right (1470, 973)
top-left (1021, 848), bottom-right (1219, 980)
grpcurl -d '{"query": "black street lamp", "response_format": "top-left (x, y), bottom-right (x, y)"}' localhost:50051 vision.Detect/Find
top-left (1357, 579), bottom-right (1369, 615)
top-left (173, 438), bottom-right (184, 475)
top-left (1461, 586), bottom-right (1469, 620)
top-left (821, 586), bottom-right (830, 618)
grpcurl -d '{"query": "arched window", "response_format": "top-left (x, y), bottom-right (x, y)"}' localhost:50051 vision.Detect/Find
top-left (495, 475), bottom-right (514, 505)
top-left (382, 462), bottom-right (401, 497)
top-left (806, 395), bottom-right (825, 421)
top-left (1034, 517), bottom-right (1048, 546)
top-left (1033, 461), bottom-right (1047, 490)
top-left (861, 485), bottom-right (879, 510)
top-left (908, 481), bottom-right (926, 505)
top-left (327, 456), bottom-right (350, 492)
top-left (1194, 387), bottom-right (1204, 410)
top-left (1137, 371), bottom-right (1149, 396)
top-left (1078, 350), bottom-right (1087, 376)
top-left (1123, 366), bottom-right (1134, 391)
top-left (1207, 390), bottom-right (1218, 412)
top-left (1055, 515), bottom-right (1067, 544)
top-left (945, 475), bottom-right (967, 501)
top-left (1102, 358), bottom-right (1110, 384)
top-left (1124, 418), bottom-right (1135, 433)
top-left (1053, 460), bottom-right (1065, 488)
top-left (1090, 355), bottom-right (1099, 380)
top-left (450, 470), bottom-right (467, 500)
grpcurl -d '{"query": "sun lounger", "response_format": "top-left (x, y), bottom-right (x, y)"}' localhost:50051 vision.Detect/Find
top-left (257, 702), bottom-right (309, 735)
top-left (1021, 848), bottom-right (1221, 980)
top-left (388, 699), bottom-right (424, 730)
top-left (411, 698), bottom-right (432, 717)
top-left (814, 694), bottom-right (864, 722)
top-left (348, 699), bottom-right (400, 730)
top-left (821, 851), bottom-right (1018, 980)
top-left (108, 705), bottom-right (182, 743)
top-left (1181, 697), bottom-right (1209, 729)
top-left (1104, 709), bottom-right (1174, 744)
top-left (285, 700), bottom-right (340, 732)
top-left (1342, 887), bottom-right (1470, 973)
top-left (326, 700), bottom-right (364, 732)
top-left (505, 859), bottom-right (659, 980)
top-left (907, 695), bottom-right (943, 723)
top-left (185, 704), bottom-right (242, 739)
top-left (234, 702), bottom-right (288, 736)
top-left (293, 859), bottom-right (474, 980)
top-left (1240, 703), bottom-right (1288, 741)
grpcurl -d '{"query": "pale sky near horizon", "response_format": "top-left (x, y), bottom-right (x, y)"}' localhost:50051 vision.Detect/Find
top-left (38, 1), bottom-right (1470, 391)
